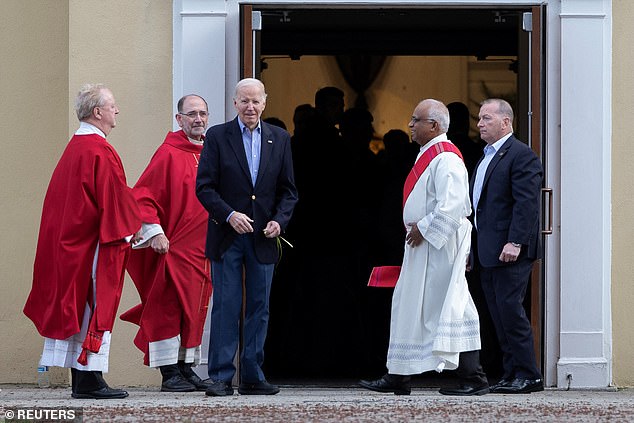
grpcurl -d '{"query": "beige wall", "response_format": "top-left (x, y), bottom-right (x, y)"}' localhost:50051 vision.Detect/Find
top-left (612, 0), bottom-right (634, 387)
top-left (68, 0), bottom-right (174, 183)
top-left (0, 0), bottom-right (172, 386)
top-left (67, 0), bottom-right (173, 387)
top-left (0, 0), bottom-right (70, 385)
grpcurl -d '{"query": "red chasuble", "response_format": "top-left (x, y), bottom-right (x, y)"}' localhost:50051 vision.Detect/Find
top-left (24, 133), bottom-right (141, 361)
top-left (368, 141), bottom-right (463, 288)
top-left (120, 130), bottom-right (212, 365)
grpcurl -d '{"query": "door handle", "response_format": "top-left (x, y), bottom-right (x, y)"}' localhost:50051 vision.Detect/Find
top-left (542, 188), bottom-right (553, 235)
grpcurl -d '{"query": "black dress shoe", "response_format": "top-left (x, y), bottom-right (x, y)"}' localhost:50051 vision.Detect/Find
top-left (489, 378), bottom-right (513, 393)
top-left (358, 375), bottom-right (411, 396)
top-left (238, 380), bottom-right (280, 395)
top-left (72, 386), bottom-right (129, 399)
top-left (161, 375), bottom-right (196, 392)
top-left (186, 375), bottom-right (215, 391)
top-left (205, 380), bottom-right (234, 397)
top-left (178, 362), bottom-right (211, 391)
top-left (495, 377), bottom-right (544, 394)
top-left (439, 383), bottom-right (489, 396)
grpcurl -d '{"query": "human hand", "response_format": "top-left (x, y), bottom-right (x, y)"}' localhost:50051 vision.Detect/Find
top-left (499, 242), bottom-right (520, 262)
top-left (131, 229), bottom-right (143, 245)
top-left (405, 222), bottom-right (424, 247)
top-left (150, 233), bottom-right (169, 254)
top-left (229, 212), bottom-right (254, 234)
top-left (263, 221), bottom-right (281, 238)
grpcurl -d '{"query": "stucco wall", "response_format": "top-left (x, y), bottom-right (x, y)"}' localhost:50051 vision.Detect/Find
top-left (0, 0), bottom-right (70, 385)
top-left (67, 0), bottom-right (173, 387)
top-left (0, 0), bottom-right (172, 386)
top-left (612, 0), bottom-right (634, 387)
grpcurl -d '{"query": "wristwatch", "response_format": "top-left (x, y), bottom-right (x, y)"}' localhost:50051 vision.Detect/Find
top-left (510, 242), bottom-right (522, 248)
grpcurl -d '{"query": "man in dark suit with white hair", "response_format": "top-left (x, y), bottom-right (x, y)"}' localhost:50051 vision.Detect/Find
top-left (196, 78), bottom-right (298, 397)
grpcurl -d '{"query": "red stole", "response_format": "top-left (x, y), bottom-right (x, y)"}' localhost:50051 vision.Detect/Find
top-left (368, 141), bottom-right (463, 288)
top-left (402, 141), bottom-right (463, 209)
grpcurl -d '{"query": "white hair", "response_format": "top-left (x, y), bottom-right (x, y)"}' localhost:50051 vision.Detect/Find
top-left (233, 78), bottom-right (267, 100)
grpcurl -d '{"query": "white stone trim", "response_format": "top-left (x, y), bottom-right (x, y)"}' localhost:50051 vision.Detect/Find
top-left (556, 0), bottom-right (612, 389)
top-left (173, 0), bottom-right (227, 129)
top-left (174, 0), bottom-right (614, 389)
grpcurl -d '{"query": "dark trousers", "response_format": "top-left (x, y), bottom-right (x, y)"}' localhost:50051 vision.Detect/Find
top-left (207, 234), bottom-right (275, 384)
top-left (480, 258), bottom-right (541, 380)
top-left (455, 350), bottom-right (488, 385)
top-left (71, 368), bottom-right (107, 393)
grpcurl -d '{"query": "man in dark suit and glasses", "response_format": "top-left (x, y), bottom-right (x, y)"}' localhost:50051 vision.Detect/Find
top-left (196, 78), bottom-right (298, 396)
top-left (470, 98), bottom-right (544, 394)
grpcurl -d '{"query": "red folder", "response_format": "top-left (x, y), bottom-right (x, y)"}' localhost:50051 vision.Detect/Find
top-left (367, 266), bottom-right (401, 288)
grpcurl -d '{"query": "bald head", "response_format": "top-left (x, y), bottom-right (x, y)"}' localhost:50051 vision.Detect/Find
top-left (409, 99), bottom-right (449, 146)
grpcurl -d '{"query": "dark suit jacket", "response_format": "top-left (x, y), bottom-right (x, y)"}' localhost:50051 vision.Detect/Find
top-left (196, 117), bottom-right (298, 264)
top-left (470, 135), bottom-right (543, 268)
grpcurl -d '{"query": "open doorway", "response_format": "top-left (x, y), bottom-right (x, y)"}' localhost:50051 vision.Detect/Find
top-left (241, 5), bottom-right (545, 383)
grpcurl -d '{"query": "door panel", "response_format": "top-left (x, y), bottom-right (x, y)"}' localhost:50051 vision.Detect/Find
top-left (241, 4), bottom-right (254, 78)
top-left (529, 5), bottom-right (546, 373)
top-left (241, 5), bottom-right (262, 79)
top-left (517, 4), bottom-right (546, 374)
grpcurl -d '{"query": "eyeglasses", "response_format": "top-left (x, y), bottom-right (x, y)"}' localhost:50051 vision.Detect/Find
top-left (179, 111), bottom-right (209, 119)
top-left (410, 116), bottom-right (435, 124)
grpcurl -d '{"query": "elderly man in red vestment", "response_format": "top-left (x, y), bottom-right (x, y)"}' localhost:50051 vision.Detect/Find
top-left (120, 95), bottom-right (213, 392)
top-left (23, 83), bottom-right (141, 399)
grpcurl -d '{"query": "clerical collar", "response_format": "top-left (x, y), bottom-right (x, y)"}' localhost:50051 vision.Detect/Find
top-left (420, 133), bottom-right (448, 152)
top-left (188, 137), bottom-right (203, 146)
top-left (75, 122), bottom-right (106, 138)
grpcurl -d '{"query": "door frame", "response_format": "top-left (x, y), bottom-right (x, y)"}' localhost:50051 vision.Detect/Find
top-left (240, 2), bottom-right (548, 376)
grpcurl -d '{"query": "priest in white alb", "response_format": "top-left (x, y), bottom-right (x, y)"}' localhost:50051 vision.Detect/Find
top-left (359, 99), bottom-right (489, 396)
